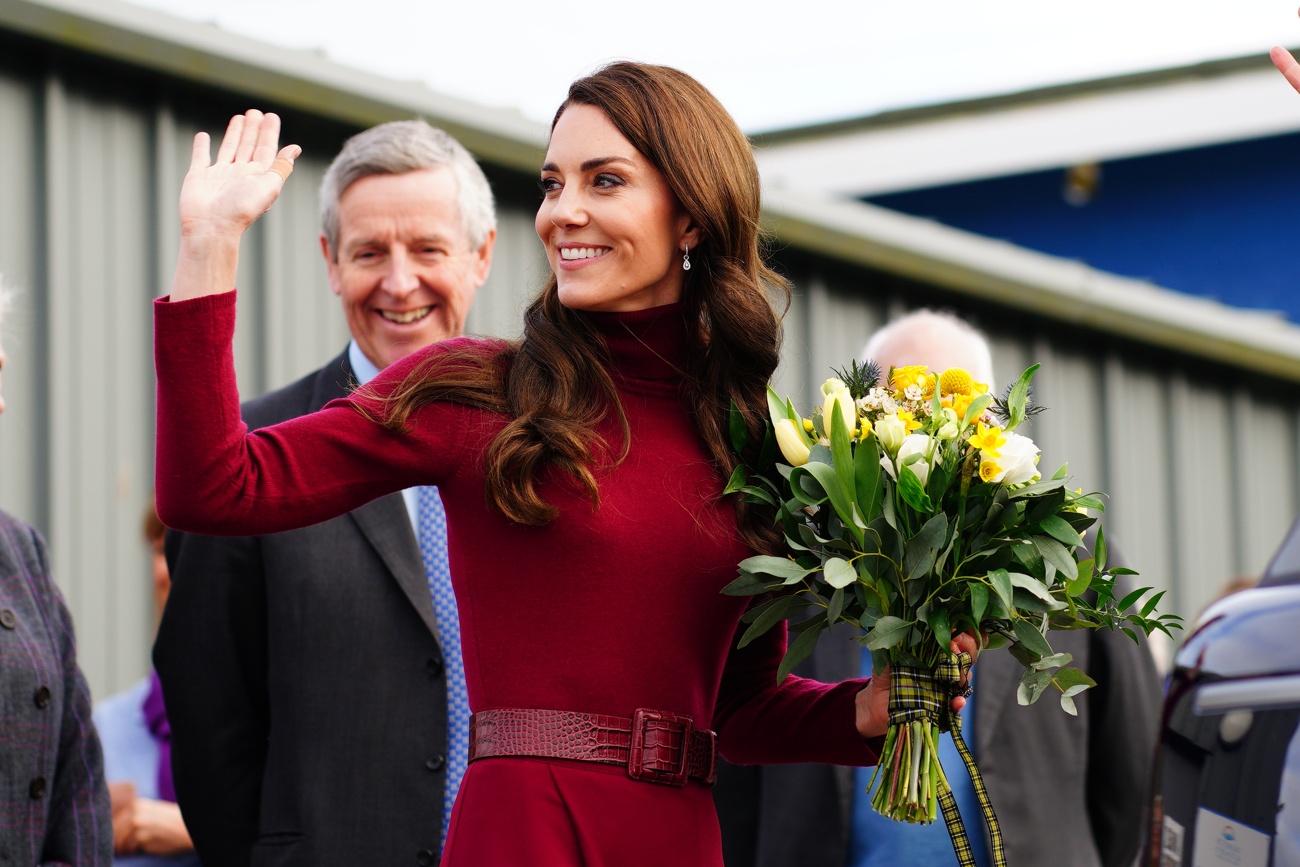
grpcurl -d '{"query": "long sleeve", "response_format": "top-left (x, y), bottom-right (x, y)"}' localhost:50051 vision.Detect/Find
top-left (712, 617), bottom-right (882, 767)
top-left (154, 292), bottom-right (476, 536)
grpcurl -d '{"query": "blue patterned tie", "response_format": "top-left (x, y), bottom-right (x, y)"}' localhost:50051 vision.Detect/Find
top-left (417, 486), bottom-right (468, 846)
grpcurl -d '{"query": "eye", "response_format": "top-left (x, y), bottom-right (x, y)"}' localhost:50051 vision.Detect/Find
top-left (538, 177), bottom-right (561, 196)
top-left (593, 173), bottom-right (624, 189)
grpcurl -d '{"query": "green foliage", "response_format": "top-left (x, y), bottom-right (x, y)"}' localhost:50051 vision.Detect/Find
top-left (724, 363), bottom-right (1180, 701)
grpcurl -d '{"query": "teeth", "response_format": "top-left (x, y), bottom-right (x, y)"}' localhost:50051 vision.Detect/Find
top-left (560, 247), bottom-right (607, 260)
top-left (380, 306), bottom-right (432, 324)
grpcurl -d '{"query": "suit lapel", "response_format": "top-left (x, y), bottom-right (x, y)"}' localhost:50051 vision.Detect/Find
top-left (311, 351), bottom-right (441, 644)
top-left (350, 497), bottom-right (440, 641)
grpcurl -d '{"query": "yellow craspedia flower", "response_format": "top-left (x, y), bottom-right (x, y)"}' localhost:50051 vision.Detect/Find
top-left (891, 365), bottom-right (931, 393)
top-left (897, 410), bottom-right (922, 434)
top-left (968, 421), bottom-right (1006, 454)
top-left (939, 368), bottom-right (974, 397)
top-left (979, 459), bottom-right (1002, 482)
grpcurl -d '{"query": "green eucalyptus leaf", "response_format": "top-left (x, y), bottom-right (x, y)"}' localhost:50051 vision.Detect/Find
top-left (1008, 572), bottom-right (1065, 610)
top-left (738, 595), bottom-right (803, 647)
top-left (1033, 535), bottom-right (1079, 583)
top-left (989, 569), bottom-right (1015, 617)
top-left (1066, 558), bottom-right (1094, 597)
top-left (1141, 589), bottom-right (1167, 618)
top-left (1117, 586), bottom-right (1149, 612)
top-left (1095, 525), bottom-right (1108, 572)
top-left (970, 582), bottom-right (989, 626)
top-left (1012, 540), bottom-right (1044, 576)
top-left (928, 606), bottom-right (951, 650)
top-left (1037, 514), bottom-right (1083, 547)
top-left (777, 620), bottom-right (827, 683)
top-left (1030, 652), bottom-right (1073, 670)
top-left (1012, 618), bottom-right (1054, 658)
top-left (738, 555), bottom-right (815, 582)
top-left (1017, 668), bottom-right (1053, 705)
top-left (865, 615), bottom-right (912, 650)
top-left (721, 572), bottom-right (783, 596)
top-left (823, 557), bottom-right (857, 589)
top-left (903, 514), bottom-right (949, 580)
top-left (801, 460), bottom-right (859, 536)
top-left (827, 586), bottom-right (846, 626)
top-left (1009, 478), bottom-right (1068, 500)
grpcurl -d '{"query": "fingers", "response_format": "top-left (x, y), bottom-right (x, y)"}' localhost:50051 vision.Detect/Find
top-left (234, 109), bottom-right (263, 163)
top-left (188, 132), bottom-right (211, 173)
top-left (270, 144), bottom-right (301, 184)
top-left (1271, 46), bottom-right (1300, 96)
top-left (251, 111), bottom-right (282, 166)
top-left (214, 114), bottom-right (244, 164)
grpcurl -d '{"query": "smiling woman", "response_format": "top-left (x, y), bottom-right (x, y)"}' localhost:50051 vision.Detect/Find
top-left (150, 62), bottom-right (974, 867)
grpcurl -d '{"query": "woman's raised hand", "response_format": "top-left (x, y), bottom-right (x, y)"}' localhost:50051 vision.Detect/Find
top-left (170, 110), bottom-right (299, 302)
top-left (180, 110), bottom-right (299, 240)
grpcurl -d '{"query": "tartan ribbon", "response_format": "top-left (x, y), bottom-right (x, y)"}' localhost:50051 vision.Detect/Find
top-left (889, 652), bottom-right (1007, 867)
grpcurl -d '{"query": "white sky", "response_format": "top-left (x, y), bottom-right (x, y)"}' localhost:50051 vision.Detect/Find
top-left (124, 0), bottom-right (1300, 132)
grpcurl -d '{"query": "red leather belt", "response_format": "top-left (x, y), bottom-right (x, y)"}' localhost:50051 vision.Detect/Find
top-left (468, 708), bottom-right (718, 787)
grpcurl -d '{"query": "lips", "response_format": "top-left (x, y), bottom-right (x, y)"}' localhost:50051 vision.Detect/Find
top-left (378, 306), bottom-right (433, 324)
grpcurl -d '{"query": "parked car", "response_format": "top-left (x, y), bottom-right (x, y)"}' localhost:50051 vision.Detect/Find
top-left (1147, 518), bottom-right (1300, 866)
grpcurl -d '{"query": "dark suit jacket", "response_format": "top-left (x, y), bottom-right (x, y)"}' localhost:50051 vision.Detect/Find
top-left (714, 573), bottom-right (1162, 867)
top-left (154, 351), bottom-right (451, 867)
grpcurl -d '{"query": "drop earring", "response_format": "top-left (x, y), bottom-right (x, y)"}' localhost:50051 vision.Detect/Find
top-left (682, 244), bottom-right (691, 271)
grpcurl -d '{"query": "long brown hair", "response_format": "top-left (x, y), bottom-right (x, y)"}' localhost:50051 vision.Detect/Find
top-left (371, 61), bottom-right (788, 551)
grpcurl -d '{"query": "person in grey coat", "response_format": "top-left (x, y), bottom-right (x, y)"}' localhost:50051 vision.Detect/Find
top-left (0, 277), bottom-right (112, 865)
top-left (714, 310), bottom-right (1163, 867)
top-left (153, 120), bottom-right (495, 867)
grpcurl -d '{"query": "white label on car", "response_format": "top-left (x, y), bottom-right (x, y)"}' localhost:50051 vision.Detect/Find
top-left (1193, 808), bottom-right (1270, 867)
top-left (1161, 814), bottom-right (1185, 866)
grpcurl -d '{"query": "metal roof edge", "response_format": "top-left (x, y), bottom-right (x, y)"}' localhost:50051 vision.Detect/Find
top-left (751, 49), bottom-right (1291, 145)
top-left (0, 0), bottom-right (549, 172)
top-left (761, 187), bottom-right (1300, 381)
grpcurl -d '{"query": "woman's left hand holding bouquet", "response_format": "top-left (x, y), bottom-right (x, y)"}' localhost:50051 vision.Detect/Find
top-left (855, 631), bottom-right (980, 739)
top-left (171, 110), bottom-right (300, 302)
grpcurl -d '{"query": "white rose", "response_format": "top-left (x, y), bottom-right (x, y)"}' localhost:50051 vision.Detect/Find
top-left (990, 432), bottom-right (1039, 485)
top-left (881, 433), bottom-right (935, 487)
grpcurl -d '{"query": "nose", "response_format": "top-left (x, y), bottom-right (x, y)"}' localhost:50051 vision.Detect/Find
top-left (381, 247), bottom-right (419, 297)
top-left (548, 185), bottom-right (587, 229)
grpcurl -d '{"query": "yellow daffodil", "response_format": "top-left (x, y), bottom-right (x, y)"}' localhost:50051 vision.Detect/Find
top-left (968, 421), bottom-right (1006, 455)
top-left (979, 459), bottom-right (1002, 482)
top-left (897, 410), bottom-right (922, 434)
top-left (951, 392), bottom-right (974, 420)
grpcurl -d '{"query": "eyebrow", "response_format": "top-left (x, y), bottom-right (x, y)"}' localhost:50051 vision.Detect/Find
top-left (540, 155), bottom-right (636, 173)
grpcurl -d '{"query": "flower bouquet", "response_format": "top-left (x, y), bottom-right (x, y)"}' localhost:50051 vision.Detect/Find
top-left (723, 361), bottom-right (1179, 865)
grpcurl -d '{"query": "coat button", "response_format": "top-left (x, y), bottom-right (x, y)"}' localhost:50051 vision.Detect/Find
top-left (0, 608), bottom-right (16, 629)
top-left (426, 754), bottom-right (446, 772)
top-left (416, 849), bottom-right (437, 866)
top-left (34, 686), bottom-right (51, 708)
top-left (29, 776), bottom-right (46, 799)
top-left (426, 657), bottom-right (443, 677)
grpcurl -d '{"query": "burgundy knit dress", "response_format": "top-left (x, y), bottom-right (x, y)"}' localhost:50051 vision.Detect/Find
top-left (154, 292), bottom-right (881, 866)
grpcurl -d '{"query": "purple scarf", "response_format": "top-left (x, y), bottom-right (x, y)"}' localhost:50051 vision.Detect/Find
top-left (142, 669), bottom-right (177, 803)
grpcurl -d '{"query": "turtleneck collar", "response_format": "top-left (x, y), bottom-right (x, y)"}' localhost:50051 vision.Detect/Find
top-left (585, 302), bottom-right (692, 384)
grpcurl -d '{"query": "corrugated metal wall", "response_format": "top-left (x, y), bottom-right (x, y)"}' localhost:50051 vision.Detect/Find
top-left (2, 28), bottom-right (1297, 699)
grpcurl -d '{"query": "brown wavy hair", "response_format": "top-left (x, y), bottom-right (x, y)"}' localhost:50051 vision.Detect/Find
top-left (369, 61), bottom-right (789, 551)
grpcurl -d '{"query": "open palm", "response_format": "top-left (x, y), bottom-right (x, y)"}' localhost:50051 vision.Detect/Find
top-left (179, 109), bottom-right (299, 240)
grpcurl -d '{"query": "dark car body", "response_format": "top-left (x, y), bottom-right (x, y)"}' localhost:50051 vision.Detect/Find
top-left (1147, 519), bottom-right (1300, 866)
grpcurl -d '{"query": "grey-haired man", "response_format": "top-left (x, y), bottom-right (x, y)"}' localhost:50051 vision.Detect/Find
top-left (155, 120), bottom-right (495, 867)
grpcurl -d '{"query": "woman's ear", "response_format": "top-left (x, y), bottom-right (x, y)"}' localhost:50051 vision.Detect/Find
top-left (680, 223), bottom-right (702, 252)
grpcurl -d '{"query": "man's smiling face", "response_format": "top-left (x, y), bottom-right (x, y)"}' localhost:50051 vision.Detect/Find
top-left (324, 167), bottom-right (492, 369)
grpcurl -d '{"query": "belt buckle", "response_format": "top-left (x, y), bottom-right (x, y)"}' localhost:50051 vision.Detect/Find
top-left (628, 708), bottom-right (692, 787)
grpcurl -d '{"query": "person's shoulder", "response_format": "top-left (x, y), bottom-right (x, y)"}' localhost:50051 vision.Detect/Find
top-left (242, 352), bottom-right (351, 427)
top-left (0, 508), bottom-right (47, 566)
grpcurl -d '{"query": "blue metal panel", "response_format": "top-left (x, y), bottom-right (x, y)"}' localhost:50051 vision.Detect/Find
top-left (869, 134), bottom-right (1300, 321)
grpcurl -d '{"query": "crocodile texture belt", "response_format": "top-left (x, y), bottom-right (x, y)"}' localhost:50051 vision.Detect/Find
top-left (468, 708), bottom-right (718, 787)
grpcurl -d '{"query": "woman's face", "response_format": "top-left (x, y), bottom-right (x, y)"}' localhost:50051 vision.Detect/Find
top-left (536, 103), bottom-right (698, 313)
